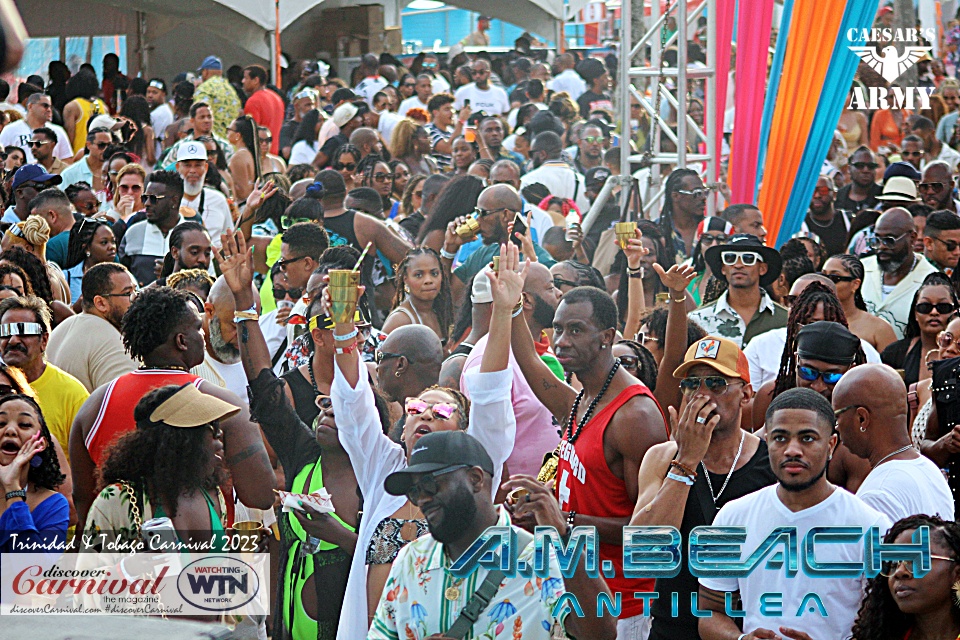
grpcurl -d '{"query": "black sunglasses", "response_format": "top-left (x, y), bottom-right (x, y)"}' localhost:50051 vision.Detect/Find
top-left (553, 277), bottom-right (579, 289)
top-left (272, 286), bottom-right (304, 300)
top-left (334, 162), bottom-right (357, 171)
top-left (142, 194), bottom-right (166, 204)
top-left (820, 272), bottom-right (857, 284)
top-left (851, 162), bottom-right (879, 170)
top-left (916, 302), bottom-right (956, 315)
top-left (375, 350), bottom-right (403, 364)
top-left (276, 255), bottom-right (309, 270)
top-left (405, 465), bottom-right (469, 503)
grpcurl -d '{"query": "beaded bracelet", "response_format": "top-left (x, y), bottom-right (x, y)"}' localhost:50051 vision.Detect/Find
top-left (669, 459), bottom-right (698, 479)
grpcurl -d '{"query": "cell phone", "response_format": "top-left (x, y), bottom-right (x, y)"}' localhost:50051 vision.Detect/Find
top-left (464, 99), bottom-right (470, 107)
top-left (510, 212), bottom-right (527, 248)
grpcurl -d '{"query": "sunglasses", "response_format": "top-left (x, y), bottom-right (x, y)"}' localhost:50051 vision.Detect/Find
top-left (637, 331), bottom-right (660, 346)
top-left (142, 193), bottom-right (167, 204)
top-left (404, 397), bottom-right (459, 420)
top-left (866, 232), bottom-right (909, 249)
top-left (273, 286), bottom-right (304, 300)
top-left (375, 350), bottom-right (403, 364)
top-left (797, 365), bottom-right (844, 385)
top-left (931, 236), bottom-right (960, 252)
top-left (720, 251), bottom-right (763, 266)
top-left (335, 162), bottom-right (357, 172)
top-left (851, 162), bottom-right (879, 170)
top-left (916, 302), bottom-right (956, 315)
top-left (28, 140), bottom-right (51, 148)
top-left (938, 331), bottom-right (958, 350)
top-left (92, 142), bottom-right (109, 150)
top-left (813, 186), bottom-right (834, 196)
top-left (276, 255), bottom-right (309, 270)
top-left (676, 188), bottom-right (709, 198)
top-left (680, 376), bottom-right (739, 396)
top-left (475, 206), bottom-right (508, 218)
top-left (405, 465), bottom-right (469, 503)
top-left (553, 277), bottom-right (579, 289)
top-left (699, 233), bottom-right (728, 246)
top-left (820, 272), bottom-right (857, 284)
top-left (880, 555), bottom-right (956, 577)
top-left (373, 172), bottom-right (395, 182)
top-left (617, 355), bottom-right (639, 369)
top-left (581, 136), bottom-right (604, 144)
top-left (901, 150), bottom-right (923, 157)
top-left (918, 182), bottom-right (948, 194)
top-left (403, 83), bottom-right (416, 88)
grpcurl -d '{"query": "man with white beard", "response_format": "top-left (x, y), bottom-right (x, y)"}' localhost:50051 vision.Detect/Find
top-left (176, 141), bottom-right (234, 248)
top-left (191, 276), bottom-right (256, 402)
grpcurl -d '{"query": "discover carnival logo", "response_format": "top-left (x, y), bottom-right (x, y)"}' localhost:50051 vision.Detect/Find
top-left (847, 27), bottom-right (935, 110)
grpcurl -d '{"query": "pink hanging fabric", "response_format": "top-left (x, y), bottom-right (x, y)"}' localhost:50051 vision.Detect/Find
top-left (729, 0), bottom-right (775, 203)
top-left (712, 0), bottom-right (737, 184)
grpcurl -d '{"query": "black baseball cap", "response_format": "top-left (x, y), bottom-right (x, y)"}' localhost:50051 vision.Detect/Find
top-left (796, 321), bottom-right (859, 365)
top-left (585, 167), bottom-right (612, 190)
top-left (384, 431), bottom-right (494, 496)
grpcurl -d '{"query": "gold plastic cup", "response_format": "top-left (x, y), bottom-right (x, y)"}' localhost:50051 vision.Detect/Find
top-left (615, 221), bottom-right (637, 249)
top-left (328, 269), bottom-right (360, 324)
top-left (492, 255), bottom-right (500, 273)
top-left (456, 215), bottom-right (480, 240)
top-left (232, 521), bottom-right (263, 532)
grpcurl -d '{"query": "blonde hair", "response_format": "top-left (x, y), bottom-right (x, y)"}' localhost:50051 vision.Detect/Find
top-left (390, 118), bottom-right (419, 158)
top-left (5, 215), bottom-right (50, 260)
top-left (112, 163), bottom-right (146, 208)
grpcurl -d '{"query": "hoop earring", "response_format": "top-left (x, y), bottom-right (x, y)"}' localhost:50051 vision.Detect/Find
top-left (395, 370), bottom-right (402, 378)
top-left (859, 425), bottom-right (866, 433)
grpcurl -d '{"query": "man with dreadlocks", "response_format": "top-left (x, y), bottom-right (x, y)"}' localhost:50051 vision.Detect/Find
top-left (68, 286), bottom-right (276, 528)
top-left (658, 167), bottom-right (708, 264)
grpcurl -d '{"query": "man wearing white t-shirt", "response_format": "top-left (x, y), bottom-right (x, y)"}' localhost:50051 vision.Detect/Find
top-left (354, 54), bottom-right (388, 106)
top-left (422, 54), bottom-right (451, 95)
top-left (398, 74), bottom-right (432, 116)
top-left (520, 131), bottom-right (589, 212)
top-left (698, 388), bottom-right (890, 640)
top-left (548, 53), bottom-right (587, 102)
top-left (175, 141), bottom-right (234, 248)
top-left (834, 364), bottom-right (954, 521)
top-left (454, 59), bottom-right (509, 115)
top-left (146, 78), bottom-right (174, 150)
top-left (0, 93), bottom-right (72, 163)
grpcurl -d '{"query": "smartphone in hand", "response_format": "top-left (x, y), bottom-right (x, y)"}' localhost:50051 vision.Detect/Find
top-left (510, 212), bottom-right (528, 248)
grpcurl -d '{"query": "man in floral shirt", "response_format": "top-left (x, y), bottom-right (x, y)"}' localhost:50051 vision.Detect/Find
top-left (369, 431), bottom-right (616, 640)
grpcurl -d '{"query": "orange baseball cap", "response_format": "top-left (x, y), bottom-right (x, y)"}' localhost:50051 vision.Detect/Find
top-left (673, 336), bottom-right (751, 383)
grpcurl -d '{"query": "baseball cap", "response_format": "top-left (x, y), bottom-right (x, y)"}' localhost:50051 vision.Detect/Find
top-left (673, 336), bottom-right (750, 382)
top-left (883, 160), bottom-right (921, 183)
top-left (875, 176), bottom-right (920, 203)
top-left (199, 55), bottom-right (223, 71)
top-left (333, 102), bottom-right (359, 128)
top-left (471, 268), bottom-right (494, 304)
top-left (384, 431), bottom-right (494, 497)
top-left (796, 321), bottom-right (859, 365)
top-left (176, 141), bottom-right (208, 162)
top-left (149, 383), bottom-right (241, 427)
top-left (12, 164), bottom-right (62, 190)
top-left (89, 114), bottom-right (118, 132)
top-left (585, 167), bottom-right (612, 191)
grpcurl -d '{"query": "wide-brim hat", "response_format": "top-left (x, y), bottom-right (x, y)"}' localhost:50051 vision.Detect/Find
top-left (875, 176), bottom-right (920, 203)
top-left (149, 383), bottom-right (241, 428)
top-left (704, 233), bottom-right (782, 287)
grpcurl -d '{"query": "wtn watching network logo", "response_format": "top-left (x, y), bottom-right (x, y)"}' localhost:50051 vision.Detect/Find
top-left (847, 27), bottom-right (935, 110)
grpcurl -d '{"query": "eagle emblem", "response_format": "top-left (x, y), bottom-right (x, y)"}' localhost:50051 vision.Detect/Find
top-left (849, 45), bottom-right (931, 84)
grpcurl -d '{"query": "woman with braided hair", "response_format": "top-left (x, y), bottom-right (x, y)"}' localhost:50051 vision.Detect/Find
top-left (612, 339), bottom-right (658, 392)
top-left (382, 247), bottom-right (452, 348)
top-left (851, 514), bottom-right (960, 640)
top-left (357, 154), bottom-right (396, 216)
top-left (881, 273), bottom-right (959, 388)
top-left (63, 217), bottom-right (116, 308)
top-left (657, 167), bottom-right (705, 263)
top-left (822, 253), bottom-right (897, 352)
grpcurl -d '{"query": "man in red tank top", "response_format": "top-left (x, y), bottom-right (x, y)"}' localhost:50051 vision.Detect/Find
top-left (510, 283), bottom-right (669, 639)
top-left (69, 287), bottom-right (276, 528)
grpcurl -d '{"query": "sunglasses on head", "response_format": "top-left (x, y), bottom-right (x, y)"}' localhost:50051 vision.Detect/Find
top-left (405, 465), bottom-right (469, 503)
top-left (916, 302), bottom-right (956, 315)
top-left (797, 365), bottom-right (844, 385)
top-left (404, 397), bottom-right (459, 420)
top-left (273, 286), bottom-right (304, 300)
top-left (680, 376), bottom-right (738, 396)
top-left (0, 383), bottom-right (16, 396)
top-left (720, 251), bottom-right (763, 266)
top-left (334, 162), bottom-right (357, 171)
top-left (851, 161), bottom-right (879, 170)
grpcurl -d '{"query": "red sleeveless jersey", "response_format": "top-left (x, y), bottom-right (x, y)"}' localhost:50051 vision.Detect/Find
top-left (85, 370), bottom-right (201, 465)
top-left (555, 383), bottom-right (666, 619)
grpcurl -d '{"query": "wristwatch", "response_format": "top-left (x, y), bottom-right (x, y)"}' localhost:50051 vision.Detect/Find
top-left (5, 489), bottom-right (26, 502)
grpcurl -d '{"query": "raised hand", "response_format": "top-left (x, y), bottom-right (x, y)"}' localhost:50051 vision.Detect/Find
top-left (246, 180), bottom-right (278, 211)
top-left (501, 474), bottom-right (566, 532)
top-left (511, 213), bottom-right (537, 263)
top-left (670, 394), bottom-right (719, 470)
top-left (653, 262), bottom-right (697, 294)
top-left (0, 431), bottom-right (45, 493)
top-left (215, 231), bottom-right (255, 300)
top-left (487, 243), bottom-right (528, 311)
top-left (620, 227), bottom-right (649, 270)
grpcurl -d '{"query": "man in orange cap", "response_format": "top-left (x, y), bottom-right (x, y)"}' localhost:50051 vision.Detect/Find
top-left (631, 335), bottom-right (776, 640)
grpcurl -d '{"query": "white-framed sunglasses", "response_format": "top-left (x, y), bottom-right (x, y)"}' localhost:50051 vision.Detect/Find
top-left (721, 251), bottom-right (763, 266)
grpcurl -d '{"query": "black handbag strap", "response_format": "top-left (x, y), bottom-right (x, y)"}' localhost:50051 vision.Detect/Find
top-left (443, 567), bottom-right (506, 639)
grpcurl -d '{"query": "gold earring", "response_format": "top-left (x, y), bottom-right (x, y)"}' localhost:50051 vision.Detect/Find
top-left (953, 580), bottom-right (960, 608)
top-left (404, 285), bottom-right (410, 293)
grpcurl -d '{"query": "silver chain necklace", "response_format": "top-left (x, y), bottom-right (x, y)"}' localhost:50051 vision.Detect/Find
top-left (875, 444), bottom-right (913, 467)
top-left (702, 430), bottom-right (746, 505)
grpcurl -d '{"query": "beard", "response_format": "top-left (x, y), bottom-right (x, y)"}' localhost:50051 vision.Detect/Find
top-left (532, 295), bottom-right (556, 330)
top-left (106, 304), bottom-right (126, 330)
top-left (210, 317), bottom-right (241, 364)
top-left (777, 459), bottom-right (828, 493)
top-left (183, 178), bottom-right (204, 197)
top-left (876, 251), bottom-right (908, 274)
top-left (425, 482), bottom-right (478, 543)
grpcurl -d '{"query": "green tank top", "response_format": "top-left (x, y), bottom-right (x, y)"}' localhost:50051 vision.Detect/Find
top-left (153, 487), bottom-right (227, 552)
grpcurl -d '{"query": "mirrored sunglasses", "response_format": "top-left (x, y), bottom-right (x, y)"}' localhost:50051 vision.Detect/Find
top-left (404, 398), bottom-right (459, 420)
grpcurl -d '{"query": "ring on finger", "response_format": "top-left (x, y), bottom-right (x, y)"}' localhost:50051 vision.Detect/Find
top-left (696, 416), bottom-right (707, 424)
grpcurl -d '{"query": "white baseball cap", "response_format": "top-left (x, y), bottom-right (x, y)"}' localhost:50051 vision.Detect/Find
top-left (176, 141), bottom-right (208, 162)
top-left (471, 267), bottom-right (493, 304)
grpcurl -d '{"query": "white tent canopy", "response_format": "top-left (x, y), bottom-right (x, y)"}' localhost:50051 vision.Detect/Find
top-left (400, 0), bottom-right (566, 41)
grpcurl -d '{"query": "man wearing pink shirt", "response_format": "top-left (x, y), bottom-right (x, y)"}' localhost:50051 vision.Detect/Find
top-left (242, 64), bottom-right (284, 154)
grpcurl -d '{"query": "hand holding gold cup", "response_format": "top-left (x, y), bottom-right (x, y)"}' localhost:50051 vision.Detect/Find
top-left (615, 221), bottom-right (638, 250)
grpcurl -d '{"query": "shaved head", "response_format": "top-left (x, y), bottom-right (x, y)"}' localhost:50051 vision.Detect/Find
top-left (874, 207), bottom-right (915, 236)
top-left (477, 184), bottom-right (522, 212)
top-left (489, 160), bottom-right (520, 187)
top-left (383, 324), bottom-right (443, 364)
top-left (790, 273), bottom-right (836, 296)
top-left (832, 363), bottom-right (910, 460)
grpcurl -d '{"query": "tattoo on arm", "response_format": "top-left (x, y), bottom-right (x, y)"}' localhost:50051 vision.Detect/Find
top-left (240, 323), bottom-right (248, 344)
top-left (225, 442), bottom-right (268, 466)
top-left (542, 379), bottom-right (557, 391)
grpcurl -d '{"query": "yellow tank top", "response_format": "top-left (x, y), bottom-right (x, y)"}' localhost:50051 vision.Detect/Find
top-left (71, 97), bottom-right (108, 153)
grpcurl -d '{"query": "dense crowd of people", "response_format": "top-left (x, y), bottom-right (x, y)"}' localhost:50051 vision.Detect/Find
top-left (4, 5), bottom-right (960, 640)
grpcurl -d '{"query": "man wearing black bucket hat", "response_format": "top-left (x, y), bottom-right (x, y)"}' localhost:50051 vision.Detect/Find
top-left (371, 430), bottom-right (616, 640)
top-left (689, 233), bottom-right (788, 347)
